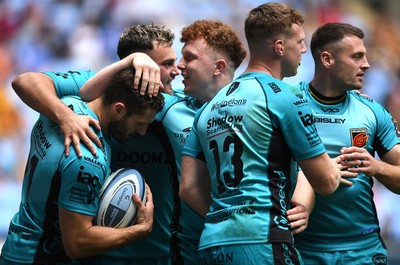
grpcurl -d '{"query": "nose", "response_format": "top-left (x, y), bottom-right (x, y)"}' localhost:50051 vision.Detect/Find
top-left (362, 58), bottom-right (370, 70)
top-left (301, 41), bottom-right (307, 54)
top-left (171, 64), bottom-right (181, 77)
top-left (177, 58), bottom-right (185, 71)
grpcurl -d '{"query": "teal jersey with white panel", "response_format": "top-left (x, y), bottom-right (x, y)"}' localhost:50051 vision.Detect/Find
top-left (0, 96), bottom-right (110, 264)
top-left (43, 70), bottom-right (204, 263)
top-left (182, 72), bottom-right (327, 250)
top-left (295, 82), bottom-right (400, 252)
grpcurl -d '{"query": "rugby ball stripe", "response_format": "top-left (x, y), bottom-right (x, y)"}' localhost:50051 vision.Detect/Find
top-left (95, 168), bottom-right (146, 228)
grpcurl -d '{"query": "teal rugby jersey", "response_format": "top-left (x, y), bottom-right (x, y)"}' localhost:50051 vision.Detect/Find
top-left (46, 70), bottom-right (96, 97)
top-left (182, 72), bottom-right (327, 250)
top-left (106, 93), bottom-right (201, 260)
top-left (42, 71), bottom-right (204, 262)
top-left (295, 82), bottom-right (400, 251)
top-left (1, 96), bottom-right (110, 264)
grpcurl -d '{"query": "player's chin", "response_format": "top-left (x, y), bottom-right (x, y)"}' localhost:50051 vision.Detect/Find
top-left (353, 82), bottom-right (363, 90)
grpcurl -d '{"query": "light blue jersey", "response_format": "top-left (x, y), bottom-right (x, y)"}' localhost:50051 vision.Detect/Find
top-left (0, 96), bottom-right (110, 264)
top-left (182, 72), bottom-right (327, 252)
top-left (153, 93), bottom-right (204, 265)
top-left (42, 71), bottom-right (204, 265)
top-left (295, 82), bottom-right (400, 253)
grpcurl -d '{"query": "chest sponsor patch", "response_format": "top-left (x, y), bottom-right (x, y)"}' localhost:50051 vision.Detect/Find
top-left (350, 128), bottom-right (369, 148)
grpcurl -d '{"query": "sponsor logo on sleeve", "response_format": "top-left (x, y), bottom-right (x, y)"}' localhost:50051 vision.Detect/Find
top-left (268, 82), bottom-right (281, 93)
top-left (391, 117), bottom-right (400, 137)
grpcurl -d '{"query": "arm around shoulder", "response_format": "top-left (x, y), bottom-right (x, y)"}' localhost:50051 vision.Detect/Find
top-left (12, 72), bottom-right (65, 122)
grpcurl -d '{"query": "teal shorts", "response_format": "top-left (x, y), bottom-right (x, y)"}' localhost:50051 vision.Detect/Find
top-left (198, 243), bottom-right (303, 265)
top-left (298, 241), bottom-right (387, 265)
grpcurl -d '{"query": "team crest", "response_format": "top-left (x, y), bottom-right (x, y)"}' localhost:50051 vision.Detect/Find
top-left (350, 128), bottom-right (369, 148)
top-left (226, 82), bottom-right (239, 96)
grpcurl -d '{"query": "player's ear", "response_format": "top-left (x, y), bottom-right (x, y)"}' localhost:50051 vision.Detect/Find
top-left (113, 102), bottom-right (127, 118)
top-left (321, 51), bottom-right (334, 68)
top-left (214, 59), bottom-right (227, 75)
top-left (274, 39), bottom-right (284, 56)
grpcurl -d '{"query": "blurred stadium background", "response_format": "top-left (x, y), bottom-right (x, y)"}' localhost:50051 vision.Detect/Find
top-left (1, 0), bottom-right (400, 263)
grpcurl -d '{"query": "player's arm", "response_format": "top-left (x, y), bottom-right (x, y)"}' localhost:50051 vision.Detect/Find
top-left (340, 145), bottom-right (400, 194)
top-left (287, 171), bottom-right (314, 234)
top-left (80, 52), bottom-right (162, 100)
top-left (12, 72), bottom-right (101, 157)
top-left (289, 152), bottom-right (359, 233)
top-left (59, 185), bottom-right (154, 259)
top-left (298, 152), bottom-right (341, 195)
top-left (12, 53), bottom-right (161, 157)
top-left (179, 155), bottom-right (211, 218)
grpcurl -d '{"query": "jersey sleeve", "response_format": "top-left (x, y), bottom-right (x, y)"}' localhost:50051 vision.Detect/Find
top-left (43, 70), bottom-right (96, 98)
top-left (267, 81), bottom-right (326, 161)
top-left (57, 147), bottom-right (107, 217)
top-left (155, 93), bottom-right (188, 122)
top-left (355, 93), bottom-right (400, 156)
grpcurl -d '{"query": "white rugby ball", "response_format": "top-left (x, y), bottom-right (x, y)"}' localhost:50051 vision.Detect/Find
top-left (95, 168), bottom-right (146, 228)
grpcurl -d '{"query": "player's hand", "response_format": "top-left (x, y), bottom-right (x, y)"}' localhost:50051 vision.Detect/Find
top-left (59, 113), bottom-right (102, 157)
top-left (287, 201), bottom-right (309, 234)
top-left (332, 155), bottom-right (358, 186)
top-left (339, 146), bottom-right (378, 177)
top-left (132, 184), bottom-right (154, 237)
top-left (131, 53), bottom-right (163, 97)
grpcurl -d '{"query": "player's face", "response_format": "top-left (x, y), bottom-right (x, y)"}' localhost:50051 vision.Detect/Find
top-left (281, 23), bottom-right (307, 78)
top-left (110, 108), bottom-right (157, 143)
top-left (178, 39), bottom-right (216, 101)
top-left (331, 36), bottom-right (370, 91)
top-left (147, 42), bottom-right (180, 95)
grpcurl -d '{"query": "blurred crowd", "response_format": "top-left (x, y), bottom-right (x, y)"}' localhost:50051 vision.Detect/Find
top-left (1, 0), bottom-right (400, 254)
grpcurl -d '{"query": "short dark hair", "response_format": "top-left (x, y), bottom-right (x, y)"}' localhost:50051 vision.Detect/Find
top-left (310, 23), bottom-right (365, 61)
top-left (117, 23), bottom-right (175, 59)
top-left (102, 68), bottom-right (164, 115)
top-left (245, 2), bottom-right (304, 45)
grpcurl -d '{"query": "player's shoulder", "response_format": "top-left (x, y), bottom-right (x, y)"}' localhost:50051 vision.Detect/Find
top-left (158, 92), bottom-right (198, 117)
top-left (348, 90), bottom-right (386, 111)
top-left (43, 70), bottom-right (95, 83)
top-left (61, 96), bottom-right (97, 116)
top-left (62, 144), bottom-right (109, 175)
top-left (242, 72), bottom-right (302, 97)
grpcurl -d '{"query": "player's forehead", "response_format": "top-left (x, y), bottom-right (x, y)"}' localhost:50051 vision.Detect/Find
top-left (181, 39), bottom-right (210, 57)
top-left (147, 43), bottom-right (176, 63)
top-left (288, 23), bottom-right (305, 42)
top-left (339, 35), bottom-right (366, 54)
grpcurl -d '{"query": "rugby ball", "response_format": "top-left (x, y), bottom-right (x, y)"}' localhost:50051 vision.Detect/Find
top-left (95, 168), bottom-right (146, 228)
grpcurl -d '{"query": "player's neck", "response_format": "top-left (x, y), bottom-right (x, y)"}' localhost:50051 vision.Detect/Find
top-left (244, 59), bottom-right (279, 79)
top-left (87, 100), bottom-right (110, 136)
top-left (309, 82), bottom-right (346, 104)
